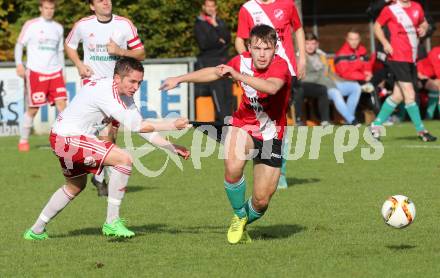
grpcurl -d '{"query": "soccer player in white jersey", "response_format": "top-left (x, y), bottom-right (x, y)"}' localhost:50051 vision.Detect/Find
top-left (15, 0), bottom-right (67, 152)
top-left (24, 58), bottom-right (191, 240)
top-left (65, 0), bottom-right (145, 82)
top-left (65, 0), bottom-right (145, 195)
top-left (161, 25), bottom-right (291, 244)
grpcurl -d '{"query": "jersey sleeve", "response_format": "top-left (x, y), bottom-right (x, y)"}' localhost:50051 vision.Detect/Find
top-left (227, 55), bottom-right (241, 72)
top-left (123, 19), bottom-right (144, 50)
top-left (236, 7), bottom-right (253, 39)
top-left (429, 48), bottom-right (440, 79)
top-left (376, 6), bottom-right (391, 26)
top-left (418, 4), bottom-right (425, 26)
top-left (17, 20), bottom-right (33, 45)
top-left (266, 58), bottom-right (289, 82)
top-left (290, 4), bottom-right (302, 32)
top-left (65, 22), bottom-right (82, 50)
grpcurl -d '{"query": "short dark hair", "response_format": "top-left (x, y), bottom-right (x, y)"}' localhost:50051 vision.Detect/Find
top-left (114, 57), bottom-right (144, 77)
top-left (347, 28), bottom-right (360, 35)
top-left (40, 0), bottom-right (56, 6)
top-left (249, 25), bottom-right (277, 47)
top-left (305, 32), bottom-right (319, 41)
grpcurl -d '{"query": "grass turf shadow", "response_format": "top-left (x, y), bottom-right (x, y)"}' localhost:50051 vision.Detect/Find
top-left (285, 177), bottom-right (320, 188)
top-left (386, 244), bottom-right (416, 251)
top-left (250, 224), bottom-right (306, 240)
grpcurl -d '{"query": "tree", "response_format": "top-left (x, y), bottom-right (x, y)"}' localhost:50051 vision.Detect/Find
top-left (0, 0), bottom-right (245, 61)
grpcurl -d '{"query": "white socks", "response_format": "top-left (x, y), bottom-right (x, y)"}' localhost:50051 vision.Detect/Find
top-left (20, 112), bottom-right (33, 142)
top-left (106, 165), bottom-right (131, 224)
top-left (31, 185), bottom-right (75, 234)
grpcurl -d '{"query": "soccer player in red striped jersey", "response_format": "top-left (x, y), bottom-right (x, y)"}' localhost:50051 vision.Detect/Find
top-left (24, 58), bottom-right (190, 240)
top-left (65, 0), bottom-right (146, 195)
top-left (371, 0), bottom-right (436, 142)
top-left (417, 46), bottom-right (440, 119)
top-left (15, 0), bottom-right (67, 152)
top-left (161, 25), bottom-right (290, 244)
top-left (234, 0), bottom-right (306, 189)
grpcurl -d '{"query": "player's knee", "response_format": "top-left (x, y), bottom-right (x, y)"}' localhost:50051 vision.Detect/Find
top-left (252, 196), bottom-right (269, 211)
top-left (119, 153), bottom-right (133, 166)
top-left (224, 165), bottom-right (242, 183)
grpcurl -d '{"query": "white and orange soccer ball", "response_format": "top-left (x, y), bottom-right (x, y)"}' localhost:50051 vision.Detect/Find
top-left (381, 195), bottom-right (416, 228)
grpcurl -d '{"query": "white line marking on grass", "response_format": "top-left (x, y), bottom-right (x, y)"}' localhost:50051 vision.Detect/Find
top-left (401, 145), bottom-right (440, 149)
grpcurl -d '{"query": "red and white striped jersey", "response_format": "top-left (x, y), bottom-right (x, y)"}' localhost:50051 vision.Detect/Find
top-left (227, 52), bottom-right (291, 141)
top-left (376, 1), bottom-right (425, 63)
top-left (66, 15), bottom-right (144, 79)
top-left (237, 0), bottom-right (302, 76)
top-left (17, 17), bottom-right (64, 74)
top-left (52, 78), bottom-right (140, 137)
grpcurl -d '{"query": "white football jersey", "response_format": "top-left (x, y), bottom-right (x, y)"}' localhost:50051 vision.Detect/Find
top-left (65, 15), bottom-right (144, 79)
top-left (17, 17), bottom-right (64, 74)
top-left (52, 78), bottom-right (141, 137)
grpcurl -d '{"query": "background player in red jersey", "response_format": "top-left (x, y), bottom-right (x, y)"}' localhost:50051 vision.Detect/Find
top-left (417, 46), bottom-right (440, 119)
top-left (161, 25), bottom-right (290, 244)
top-left (370, 0), bottom-right (436, 142)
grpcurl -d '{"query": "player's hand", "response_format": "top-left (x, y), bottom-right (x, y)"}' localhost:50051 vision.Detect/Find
top-left (16, 64), bottom-right (25, 78)
top-left (365, 71), bottom-right (373, 82)
top-left (383, 42), bottom-right (393, 56)
top-left (78, 63), bottom-right (93, 78)
top-left (107, 39), bottom-right (122, 56)
top-left (216, 64), bottom-right (240, 80)
top-left (417, 26), bottom-right (428, 38)
top-left (173, 117), bottom-right (191, 130)
top-left (297, 59), bottom-right (306, 80)
top-left (172, 144), bottom-right (191, 160)
top-left (418, 72), bottom-right (428, 80)
top-left (159, 77), bottom-right (180, 91)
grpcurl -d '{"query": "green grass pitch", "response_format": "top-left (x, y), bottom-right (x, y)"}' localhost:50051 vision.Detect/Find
top-left (1, 122), bottom-right (440, 277)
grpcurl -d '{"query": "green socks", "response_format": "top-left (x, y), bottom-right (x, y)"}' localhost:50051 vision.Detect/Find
top-left (224, 176), bottom-right (246, 218)
top-left (405, 102), bottom-right (425, 132)
top-left (244, 198), bottom-right (265, 224)
top-left (374, 97), bottom-right (398, 125)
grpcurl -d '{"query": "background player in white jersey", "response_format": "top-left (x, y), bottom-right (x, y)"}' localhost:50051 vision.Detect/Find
top-left (65, 0), bottom-right (145, 82)
top-left (15, 0), bottom-right (66, 152)
top-left (65, 0), bottom-right (145, 195)
top-left (24, 58), bottom-right (191, 240)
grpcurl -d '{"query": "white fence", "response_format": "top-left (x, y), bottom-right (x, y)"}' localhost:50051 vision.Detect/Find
top-left (0, 58), bottom-right (196, 136)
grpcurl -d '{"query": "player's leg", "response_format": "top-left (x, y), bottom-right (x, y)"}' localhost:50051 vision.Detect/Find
top-left (19, 70), bottom-right (48, 151)
top-left (424, 79), bottom-right (439, 119)
top-left (101, 146), bottom-right (135, 238)
top-left (54, 99), bottom-right (67, 112)
top-left (399, 80), bottom-right (436, 141)
top-left (24, 174), bottom-right (88, 240)
top-left (224, 127), bottom-right (254, 244)
top-left (246, 163), bottom-right (280, 225)
top-left (92, 123), bottom-right (119, 196)
top-left (18, 106), bottom-right (39, 151)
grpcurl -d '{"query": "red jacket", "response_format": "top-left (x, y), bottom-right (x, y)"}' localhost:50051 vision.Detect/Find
top-left (335, 42), bottom-right (372, 81)
top-left (417, 46), bottom-right (440, 79)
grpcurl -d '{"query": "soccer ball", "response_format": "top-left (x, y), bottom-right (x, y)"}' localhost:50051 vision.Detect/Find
top-left (381, 195), bottom-right (416, 228)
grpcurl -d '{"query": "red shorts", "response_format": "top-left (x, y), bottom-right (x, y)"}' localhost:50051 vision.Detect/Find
top-left (26, 69), bottom-right (67, 107)
top-left (49, 132), bottom-right (114, 178)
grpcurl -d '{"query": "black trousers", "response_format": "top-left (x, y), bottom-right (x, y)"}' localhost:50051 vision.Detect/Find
top-left (195, 58), bottom-right (233, 124)
top-left (292, 80), bottom-right (330, 122)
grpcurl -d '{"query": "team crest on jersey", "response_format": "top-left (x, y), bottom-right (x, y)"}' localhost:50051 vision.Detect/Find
top-left (274, 9), bottom-right (284, 21)
top-left (84, 156), bottom-right (97, 167)
top-left (412, 10), bottom-right (419, 19)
